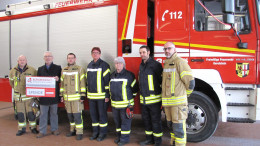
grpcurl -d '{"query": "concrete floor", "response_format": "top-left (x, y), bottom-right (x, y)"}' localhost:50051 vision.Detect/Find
top-left (0, 101), bottom-right (260, 146)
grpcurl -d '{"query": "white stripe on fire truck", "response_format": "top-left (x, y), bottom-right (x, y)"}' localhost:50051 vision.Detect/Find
top-left (125, 0), bottom-right (138, 40)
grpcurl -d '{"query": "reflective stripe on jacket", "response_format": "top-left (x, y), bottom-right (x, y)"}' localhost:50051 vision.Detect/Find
top-left (60, 64), bottom-right (86, 101)
top-left (139, 58), bottom-right (163, 105)
top-left (9, 64), bottom-right (37, 100)
top-left (86, 59), bottom-right (110, 100)
top-left (109, 69), bottom-right (138, 108)
top-left (162, 53), bottom-right (195, 107)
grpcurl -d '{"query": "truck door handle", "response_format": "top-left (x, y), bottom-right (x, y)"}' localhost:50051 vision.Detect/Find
top-left (191, 59), bottom-right (204, 62)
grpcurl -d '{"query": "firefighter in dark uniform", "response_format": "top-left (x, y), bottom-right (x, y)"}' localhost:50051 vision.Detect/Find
top-left (86, 47), bottom-right (110, 141)
top-left (138, 46), bottom-right (163, 146)
top-left (162, 42), bottom-right (195, 146)
top-left (110, 57), bottom-right (138, 146)
top-left (60, 53), bottom-right (86, 140)
top-left (9, 55), bottom-right (39, 136)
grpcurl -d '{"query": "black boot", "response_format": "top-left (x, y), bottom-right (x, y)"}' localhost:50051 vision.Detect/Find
top-left (140, 135), bottom-right (154, 145)
top-left (31, 128), bottom-right (39, 134)
top-left (114, 138), bottom-right (120, 144)
top-left (114, 132), bottom-right (121, 144)
top-left (118, 141), bottom-right (128, 146)
top-left (66, 131), bottom-right (76, 137)
top-left (89, 133), bottom-right (99, 140)
top-left (97, 134), bottom-right (106, 141)
top-left (16, 128), bottom-right (26, 136)
top-left (140, 139), bottom-right (155, 145)
top-left (76, 134), bottom-right (83, 140)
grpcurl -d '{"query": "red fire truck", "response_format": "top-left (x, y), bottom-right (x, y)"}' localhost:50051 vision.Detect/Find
top-left (0, 0), bottom-right (259, 142)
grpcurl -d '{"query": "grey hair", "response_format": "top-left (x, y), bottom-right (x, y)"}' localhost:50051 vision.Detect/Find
top-left (17, 55), bottom-right (27, 61)
top-left (114, 57), bottom-right (126, 68)
top-left (44, 51), bottom-right (53, 56)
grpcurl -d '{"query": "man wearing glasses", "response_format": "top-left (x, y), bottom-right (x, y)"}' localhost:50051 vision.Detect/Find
top-left (162, 42), bottom-right (195, 146)
top-left (36, 51), bottom-right (61, 138)
top-left (86, 47), bottom-right (110, 141)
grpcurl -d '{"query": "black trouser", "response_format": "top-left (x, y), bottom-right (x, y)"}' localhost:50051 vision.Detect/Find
top-left (141, 102), bottom-right (162, 144)
top-left (112, 107), bottom-right (132, 143)
top-left (89, 99), bottom-right (108, 135)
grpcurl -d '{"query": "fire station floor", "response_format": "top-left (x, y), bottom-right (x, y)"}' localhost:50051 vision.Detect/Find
top-left (1, 101), bottom-right (260, 146)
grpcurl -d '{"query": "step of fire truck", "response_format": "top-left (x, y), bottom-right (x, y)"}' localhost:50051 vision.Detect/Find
top-left (225, 84), bottom-right (256, 123)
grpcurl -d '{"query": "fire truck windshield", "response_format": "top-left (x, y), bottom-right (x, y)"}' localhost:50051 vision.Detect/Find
top-left (195, 0), bottom-right (250, 34)
top-left (256, 0), bottom-right (260, 24)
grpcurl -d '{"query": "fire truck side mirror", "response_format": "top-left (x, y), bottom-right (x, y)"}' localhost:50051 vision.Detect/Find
top-left (237, 42), bottom-right (248, 49)
top-left (122, 39), bottom-right (132, 54)
top-left (222, 0), bottom-right (235, 24)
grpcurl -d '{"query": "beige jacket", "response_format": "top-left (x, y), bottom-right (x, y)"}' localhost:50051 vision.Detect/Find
top-left (162, 53), bottom-right (195, 107)
top-left (60, 64), bottom-right (86, 101)
top-left (9, 64), bottom-right (37, 100)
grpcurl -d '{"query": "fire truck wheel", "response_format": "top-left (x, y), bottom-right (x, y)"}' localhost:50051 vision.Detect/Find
top-left (186, 91), bottom-right (219, 142)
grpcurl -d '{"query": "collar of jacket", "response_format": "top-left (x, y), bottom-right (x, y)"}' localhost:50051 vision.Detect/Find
top-left (66, 63), bottom-right (77, 69)
top-left (141, 57), bottom-right (152, 65)
top-left (45, 62), bottom-right (53, 69)
top-left (116, 68), bottom-right (126, 75)
top-left (92, 58), bottom-right (102, 66)
top-left (15, 64), bottom-right (28, 73)
top-left (165, 53), bottom-right (178, 64)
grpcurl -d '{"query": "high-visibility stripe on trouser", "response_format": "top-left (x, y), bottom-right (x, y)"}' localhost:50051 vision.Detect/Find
top-left (29, 121), bottom-right (36, 129)
top-left (18, 122), bottom-right (26, 130)
top-left (89, 99), bottom-right (108, 135)
top-left (70, 122), bottom-right (76, 132)
top-left (100, 123), bottom-right (108, 127)
top-left (153, 132), bottom-right (163, 137)
top-left (145, 131), bottom-right (153, 135)
top-left (112, 108), bottom-right (132, 143)
top-left (173, 121), bottom-right (186, 146)
top-left (116, 128), bottom-right (121, 132)
top-left (121, 130), bottom-right (131, 134)
top-left (75, 112), bottom-right (83, 134)
top-left (16, 99), bottom-right (35, 130)
top-left (92, 123), bottom-right (99, 126)
top-left (171, 133), bottom-right (175, 145)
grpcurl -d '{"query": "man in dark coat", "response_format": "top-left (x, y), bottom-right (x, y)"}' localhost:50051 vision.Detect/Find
top-left (36, 51), bottom-right (62, 138)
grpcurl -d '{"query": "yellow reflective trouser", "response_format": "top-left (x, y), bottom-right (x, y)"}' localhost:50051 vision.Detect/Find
top-left (15, 99), bottom-right (36, 130)
top-left (64, 100), bottom-right (84, 134)
top-left (164, 106), bottom-right (187, 146)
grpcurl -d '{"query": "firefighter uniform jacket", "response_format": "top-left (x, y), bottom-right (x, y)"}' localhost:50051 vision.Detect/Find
top-left (162, 53), bottom-right (195, 107)
top-left (139, 57), bottom-right (163, 105)
top-left (110, 68), bottom-right (138, 108)
top-left (60, 64), bottom-right (86, 101)
top-left (9, 64), bottom-right (37, 100)
top-left (86, 58), bottom-right (110, 99)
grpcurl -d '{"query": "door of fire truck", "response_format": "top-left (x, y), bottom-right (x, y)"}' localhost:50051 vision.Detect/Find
top-left (154, 0), bottom-right (189, 61)
top-left (154, 0), bottom-right (206, 142)
top-left (188, 0), bottom-right (258, 142)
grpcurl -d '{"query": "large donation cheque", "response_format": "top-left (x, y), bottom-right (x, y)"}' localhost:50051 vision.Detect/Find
top-left (26, 76), bottom-right (56, 97)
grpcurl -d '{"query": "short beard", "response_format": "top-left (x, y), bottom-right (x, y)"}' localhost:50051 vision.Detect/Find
top-left (166, 54), bottom-right (172, 59)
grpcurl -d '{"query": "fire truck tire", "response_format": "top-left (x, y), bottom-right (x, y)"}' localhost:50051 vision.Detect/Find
top-left (187, 91), bottom-right (219, 142)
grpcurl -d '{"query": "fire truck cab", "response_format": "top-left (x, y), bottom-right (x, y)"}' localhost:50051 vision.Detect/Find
top-left (0, 0), bottom-right (259, 142)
